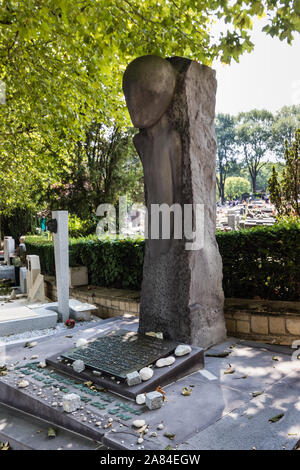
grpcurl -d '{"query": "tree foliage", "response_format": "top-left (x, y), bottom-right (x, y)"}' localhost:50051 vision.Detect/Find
top-left (0, 0), bottom-right (299, 214)
top-left (268, 128), bottom-right (300, 216)
top-left (215, 113), bottom-right (237, 203)
top-left (235, 109), bottom-right (274, 193)
top-left (224, 176), bottom-right (251, 199)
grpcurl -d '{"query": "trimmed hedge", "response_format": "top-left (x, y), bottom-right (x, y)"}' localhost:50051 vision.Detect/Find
top-left (25, 220), bottom-right (300, 300)
top-left (217, 220), bottom-right (300, 301)
top-left (25, 236), bottom-right (144, 291)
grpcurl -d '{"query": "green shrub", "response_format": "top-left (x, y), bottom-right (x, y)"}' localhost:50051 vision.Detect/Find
top-left (25, 235), bottom-right (144, 290)
top-left (25, 220), bottom-right (300, 300)
top-left (217, 219), bottom-right (300, 301)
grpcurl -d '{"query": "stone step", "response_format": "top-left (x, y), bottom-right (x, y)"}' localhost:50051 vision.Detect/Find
top-left (0, 403), bottom-right (104, 450)
top-left (0, 306), bottom-right (57, 337)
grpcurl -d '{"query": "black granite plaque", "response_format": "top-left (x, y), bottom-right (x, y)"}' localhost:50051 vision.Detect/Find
top-left (61, 329), bottom-right (178, 379)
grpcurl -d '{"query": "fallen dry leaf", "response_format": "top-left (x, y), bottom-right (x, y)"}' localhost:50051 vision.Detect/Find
top-left (0, 441), bottom-right (10, 451)
top-left (224, 364), bottom-right (235, 375)
top-left (181, 386), bottom-right (192, 396)
top-left (164, 432), bottom-right (176, 440)
top-left (156, 386), bottom-right (167, 401)
top-left (269, 413), bottom-right (284, 423)
top-left (252, 391), bottom-right (264, 398)
top-left (48, 427), bottom-right (57, 439)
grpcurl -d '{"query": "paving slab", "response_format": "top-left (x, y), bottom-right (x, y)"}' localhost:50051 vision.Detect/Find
top-left (0, 306), bottom-right (57, 336)
top-left (177, 371), bottom-right (300, 450)
top-left (203, 341), bottom-right (300, 395)
top-left (0, 317), bottom-right (299, 450)
top-left (0, 403), bottom-right (102, 450)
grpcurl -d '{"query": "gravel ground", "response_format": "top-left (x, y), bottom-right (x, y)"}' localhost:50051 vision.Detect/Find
top-left (0, 315), bottom-right (100, 345)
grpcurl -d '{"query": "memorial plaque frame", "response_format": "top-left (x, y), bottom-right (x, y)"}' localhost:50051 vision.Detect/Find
top-left (61, 329), bottom-right (179, 379)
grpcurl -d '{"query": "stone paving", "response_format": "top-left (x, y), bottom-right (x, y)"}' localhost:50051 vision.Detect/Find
top-left (0, 316), bottom-right (299, 450)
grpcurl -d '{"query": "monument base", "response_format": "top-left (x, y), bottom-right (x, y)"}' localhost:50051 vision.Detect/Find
top-left (46, 330), bottom-right (204, 399)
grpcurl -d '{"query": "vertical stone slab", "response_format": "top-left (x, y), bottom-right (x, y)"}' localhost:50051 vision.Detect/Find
top-left (52, 210), bottom-right (69, 322)
top-left (123, 56), bottom-right (226, 348)
top-left (4, 237), bottom-right (15, 265)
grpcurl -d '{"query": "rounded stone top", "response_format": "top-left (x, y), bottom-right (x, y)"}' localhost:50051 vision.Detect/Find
top-left (122, 55), bottom-right (176, 129)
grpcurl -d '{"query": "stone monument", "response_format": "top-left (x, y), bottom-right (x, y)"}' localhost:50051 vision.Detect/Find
top-left (27, 255), bottom-right (45, 302)
top-left (4, 236), bottom-right (15, 265)
top-left (123, 55), bottom-right (226, 348)
top-left (52, 210), bottom-right (69, 322)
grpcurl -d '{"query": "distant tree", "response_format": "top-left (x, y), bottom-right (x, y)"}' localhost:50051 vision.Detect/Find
top-left (44, 122), bottom-right (144, 219)
top-left (1, 0), bottom-right (299, 215)
top-left (268, 129), bottom-right (300, 216)
top-left (235, 109), bottom-right (274, 193)
top-left (215, 114), bottom-right (237, 203)
top-left (271, 105), bottom-right (300, 158)
top-left (225, 176), bottom-right (251, 200)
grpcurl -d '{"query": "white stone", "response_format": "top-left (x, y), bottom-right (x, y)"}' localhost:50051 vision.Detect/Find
top-left (174, 344), bottom-right (192, 357)
top-left (63, 393), bottom-right (81, 413)
top-left (132, 419), bottom-right (145, 428)
top-left (52, 210), bottom-right (70, 322)
top-left (150, 432), bottom-right (158, 437)
top-left (38, 361), bottom-right (46, 368)
top-left (76, 338), bottom-right (88, 348)
top-left (136, 393), bottom-right (146, 405)
top-left (139, 367), bottom-right (153, 381)
top-left (137, 438), bottom-right (144, 444)
top-left (146, 391), bottom-right (164, 410)
top-left (157, 423), bottom-right (164, 430)
top-left (92, 370), bottom-right (102, 377)
top-left (156, 356), bottom-right (175, 368)
top-left (126, 371), bottom-right (142, 386)
top-left (18, 380), bottom-right (29, 388)
top-left (72, 359), bottom-right (85, 373)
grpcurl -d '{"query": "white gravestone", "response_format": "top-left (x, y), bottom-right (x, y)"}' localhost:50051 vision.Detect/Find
top-left (27, 255), bottom-right (45, 302)
top-left (52, 210), bottom-right (69, 322)
top-left (4, 237), bottom-right (15, 265)
top-left (20, 267), bottom-right (27, 294)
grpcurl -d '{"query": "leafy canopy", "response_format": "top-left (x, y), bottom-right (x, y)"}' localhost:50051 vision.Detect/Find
top-left (0, 0), bottom-right (299, 213)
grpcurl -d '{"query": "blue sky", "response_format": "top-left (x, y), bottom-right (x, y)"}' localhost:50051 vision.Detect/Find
top-left (214, 20), bottom-right (300, 115)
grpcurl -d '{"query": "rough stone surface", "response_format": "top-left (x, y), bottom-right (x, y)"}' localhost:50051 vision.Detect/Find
top-left (139, 367), bottom-right (154, 381)
top-left (156, 356), bottom-right (175, 368)
top-left (145, 391), bottom-right (164, 410)
top-left (62, 393), bottom-right (81, 413)
top-left (72, 359), bottom-right (85, 373)
top-left (251, 316), bottom-right (268, 334)
top-left (175, 344), bottom-right (192, 357)
top-left (126, 371), bottom-right (142, 386)
top-left (123, 55), bottom-right (226, 348)
top-left (286, 318), bottom-right (300, 336)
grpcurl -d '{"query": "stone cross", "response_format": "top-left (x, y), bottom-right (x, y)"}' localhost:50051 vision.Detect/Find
top-left (123, 55), bottom-right (226, 348)
top-left (52, 210), bottom-right (69, 322)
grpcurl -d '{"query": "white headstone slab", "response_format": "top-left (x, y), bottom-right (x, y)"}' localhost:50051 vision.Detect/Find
top-left (20, 267), bottom-right (27, 294)
top-left (26, 255), bottom-right (41, 293)
top-left (4, 237), bottom-right (15, 265)
top-left (52, 210), bottom-right (69, 322)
